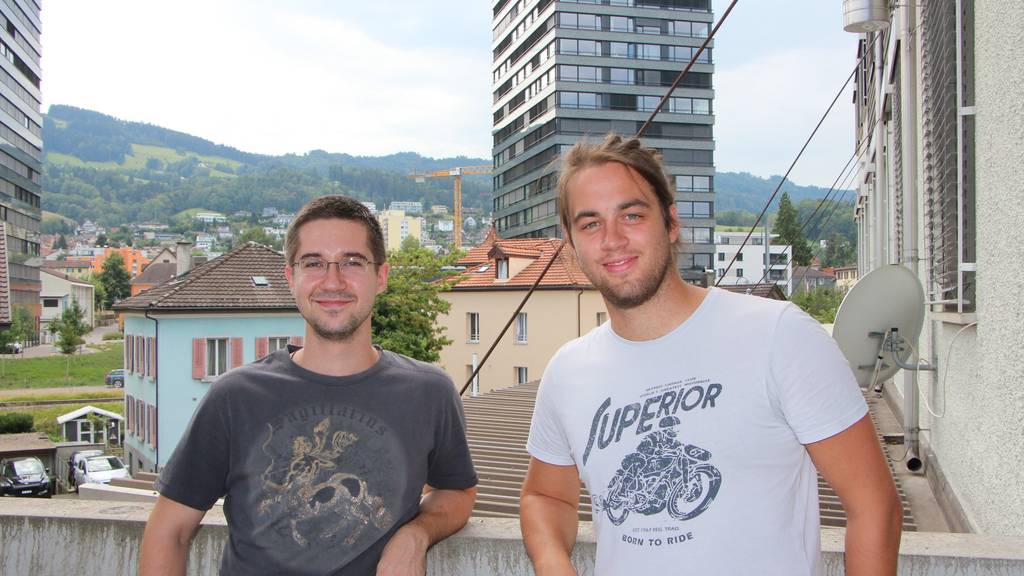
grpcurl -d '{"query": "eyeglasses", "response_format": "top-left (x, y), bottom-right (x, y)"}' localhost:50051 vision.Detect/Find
top-left (292, 255), bottom-right (378, 278)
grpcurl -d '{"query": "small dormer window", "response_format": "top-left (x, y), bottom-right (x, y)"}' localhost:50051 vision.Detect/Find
top-left (496, 258), bottom-right (509, 280)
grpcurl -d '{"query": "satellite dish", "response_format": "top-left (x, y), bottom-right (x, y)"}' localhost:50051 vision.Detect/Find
top-left (833, 265), bottom-right (926, 389)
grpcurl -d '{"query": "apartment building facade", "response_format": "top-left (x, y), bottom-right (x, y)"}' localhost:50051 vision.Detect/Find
top-left (0, 1), bottom-right (42, 328)
top-left (490, 0), bottom-right (715, 283)
top-left (847, 0), bottom-right (1024, 535)
top-left (714, 229), bottom-right (792, 294)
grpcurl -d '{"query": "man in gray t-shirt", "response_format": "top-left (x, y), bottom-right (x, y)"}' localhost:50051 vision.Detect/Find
top-left (140, 196), bottom-right (478, 576)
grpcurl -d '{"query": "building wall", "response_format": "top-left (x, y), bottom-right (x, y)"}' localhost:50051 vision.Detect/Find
top-left (714, 230), bottom-right (791, 293)
top-left (40, 272), bottom-right (94, 327)
top-left (438, 289), bottom-right (606, 395)
top-left (91, 247), bottom-right (151, 277)
top-left (921, 1), bottom-right (1024, 535)
top-left (853, 1), bottom-right (1024, 535)
top-left (122, 312), bottom-right (305, 472)
top-left (378, 210), bottom-right (423, 251)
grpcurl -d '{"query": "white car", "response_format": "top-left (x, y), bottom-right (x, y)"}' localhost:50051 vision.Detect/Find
top-left (74, 455), bottom-right (129, 487)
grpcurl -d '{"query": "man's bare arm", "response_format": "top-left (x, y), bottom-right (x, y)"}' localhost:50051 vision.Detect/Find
top-left (139, 496), bottom-right (207, 576)
top-left (806, 414), bottom-right (903, 576)
top-left (520, 457), bottom-right (582, 576)
top-left (376, 485), bottom-right (477, 576)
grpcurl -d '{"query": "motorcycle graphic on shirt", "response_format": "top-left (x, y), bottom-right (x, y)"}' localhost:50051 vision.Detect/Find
top-left (597, 416), bottom-right (721, 525)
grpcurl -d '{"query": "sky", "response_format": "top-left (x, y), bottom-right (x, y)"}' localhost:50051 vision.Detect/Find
top-left (41, 0), bottom-right (859, 188)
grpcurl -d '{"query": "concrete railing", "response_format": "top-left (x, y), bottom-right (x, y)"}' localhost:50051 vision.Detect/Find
top-left (3, 499), bottom-right (1024, 575)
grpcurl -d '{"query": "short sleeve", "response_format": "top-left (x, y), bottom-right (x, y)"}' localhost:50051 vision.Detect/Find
top-left (768, 304), bottom-right (868, 445)
top-left (527, 363), bottom-right (576, 466)
top-left (154, 384), bottom-right (231, 511)
top-left (426, 381), bottom-right (478, 490)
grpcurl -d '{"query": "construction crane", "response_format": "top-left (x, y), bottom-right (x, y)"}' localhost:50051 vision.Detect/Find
top-left (409, 165), bottom-right (492, 250)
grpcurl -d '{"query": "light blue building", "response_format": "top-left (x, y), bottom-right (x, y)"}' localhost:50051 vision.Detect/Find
top-left (114, 243), bottom-right (304, 473)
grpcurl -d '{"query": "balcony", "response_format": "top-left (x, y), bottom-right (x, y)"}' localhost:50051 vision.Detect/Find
top-left (2, 499), bottom-right (1023, 575)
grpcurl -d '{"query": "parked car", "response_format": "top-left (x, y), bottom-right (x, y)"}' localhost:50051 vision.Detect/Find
top-left (0, 457), bottom-right (52, 497)
top-left (104, 368), bottom-right (125, 388)
top-left (74, 455), bottom-right (129, 487)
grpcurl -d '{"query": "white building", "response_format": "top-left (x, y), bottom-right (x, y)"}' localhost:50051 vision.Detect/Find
top-left (848, 1), bottom-right (1024, 535)
top-left (39, 270), bottom-right (95, 343)
top-left (195, 212), bottom-right (227, 224)
top-left (361, 202), bottom-right (378, 214)
top-left (389, 201), bottom-right (423, 214)
top-left (714, 230), bottom-right (792, 294)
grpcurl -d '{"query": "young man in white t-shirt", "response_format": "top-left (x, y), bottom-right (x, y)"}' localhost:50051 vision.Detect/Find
top-left (520, 134), bottom-right (902, 576)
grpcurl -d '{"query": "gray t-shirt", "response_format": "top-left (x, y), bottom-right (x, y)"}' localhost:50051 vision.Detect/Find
top-left (156, 348), bottom-right (478, 575)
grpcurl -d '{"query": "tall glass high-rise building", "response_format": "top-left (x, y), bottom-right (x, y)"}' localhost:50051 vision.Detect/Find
top-left (490, 0), bottom-right (715, 282)
top-left (0, 1), bottom-right (42, 330)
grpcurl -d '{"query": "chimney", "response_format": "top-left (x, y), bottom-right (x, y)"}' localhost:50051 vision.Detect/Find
top-left (175, 241), bottom-right (192, 277)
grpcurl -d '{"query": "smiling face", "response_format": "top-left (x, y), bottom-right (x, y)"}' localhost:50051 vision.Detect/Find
top-left (284, 218), bottom-right (389, 343)
top-left (566, 161), bottom-right (679, 311)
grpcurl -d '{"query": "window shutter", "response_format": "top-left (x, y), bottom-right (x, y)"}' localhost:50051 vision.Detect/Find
top-left (149, 405), bottom-right (156, 447)
top-left (289, 336), bottom-right (304, 347)
top-left (230, 337), bottom-right (244, 368)
top-left (136, 336), bottom-right (143, 375)
top-left (150, 337), bottom-right (157, 380)
top-left (192, 338), bottom-right (206, 380)
top-left (144, 337), bottom-right (150, 378)
top-left (126, 334), bottom-right (134, 373)
top-left (255, 337), bottom-right (269, 359)
top-left (153, 405), bottom-right (158, 448)
top-left (125, 395), bottom-right (133, 433)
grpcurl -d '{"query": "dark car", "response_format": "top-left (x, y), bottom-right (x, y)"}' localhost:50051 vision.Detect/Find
top-left (0, 457), bottom-right (52, 497)
top-left (105, 368), bottom-right (125, 388)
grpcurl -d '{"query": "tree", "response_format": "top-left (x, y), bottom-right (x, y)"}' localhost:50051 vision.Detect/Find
top-left (238, 227), bottom-right (281, 250)
top-left (99, 252), bottom-right (131, 307)
top-left (372, 239), bottom-right (456, 363)
top-left (49, 300), bottom-right (89, 376)
top-left (54, 234), bottom-right (68, 250)
top-left (95, 233), bottom-right (108, 247)
top-left (773, 192), bottom-right (813, 266)
top-left (790, 287), bottom-right (844, 324)
top-left (822, 231), bottom-right (856, 268)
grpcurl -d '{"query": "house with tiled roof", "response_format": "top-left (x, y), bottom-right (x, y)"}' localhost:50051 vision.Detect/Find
top-left (112, 242), bottom-right (304, 473)
top-left (438, 234), bottom-right (606, 395)
top-left (39, 269), bottom-right (95, 342)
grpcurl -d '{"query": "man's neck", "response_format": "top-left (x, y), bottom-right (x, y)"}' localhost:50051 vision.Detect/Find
top-left (607, 277), bottom-right (708, 341)
top-left (291, 328), bottom-right (380, 377)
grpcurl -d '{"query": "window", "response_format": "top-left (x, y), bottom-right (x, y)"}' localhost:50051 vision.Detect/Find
top-left (718, 268), bottom-right (725, 277)
top-left (43, 298), bottom-right (59, 308)
top-left (467, 313), bottom-right (480, 343)
top-left (269, 337), bottom-right (290, 352)
top-left (515, 366), bottom-right (529, 385)
top-left (736, 252), bottom-right (744, 262)
top-left (736, 268), bottom-right (744, 278)
top-left (206, 338), bottom-right (228, 377)
top-left (596, 312), bottom-right (608, 326)
top-left (717, 252), bottom-right (725, 261)
top-left (496, 258), bottom-right (509, 279)
top-left (515, 312), bottom-right (528, 343)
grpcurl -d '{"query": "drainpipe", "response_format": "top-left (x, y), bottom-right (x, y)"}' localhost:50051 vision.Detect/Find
top-left (144, 304), bottom-right (159, 471)
top-left (899, 0), bottom-right (923, 473)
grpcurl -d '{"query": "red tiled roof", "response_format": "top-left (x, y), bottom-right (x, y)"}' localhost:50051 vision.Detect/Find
top-left (41, 259), bottom-right (91, 270)
top-left (457, 227), bottom-right (499, 267)
top-left (113, 242), bottom-right (297, 312)
top-left (452, 237), bottom-right (592, 290)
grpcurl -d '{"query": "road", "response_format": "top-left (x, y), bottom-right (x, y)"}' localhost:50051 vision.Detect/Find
top-left (12, 323), bottom-right (121, 359)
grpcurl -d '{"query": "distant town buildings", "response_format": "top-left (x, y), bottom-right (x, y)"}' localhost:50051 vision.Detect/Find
top-left (489, 0), bottom-right (716, 284)
top-left (194, 212), bottom-right (227, 224)
top-left (389, 200), bottom-right (423, 214)
top-left (377, 209), bottom-right (423, 251)
top-left (361, 201), bottom-right (378, 214)
top-left (0, 3), bottom-right (43, 328)
top-left (430, 205), bottom-right (449, 215)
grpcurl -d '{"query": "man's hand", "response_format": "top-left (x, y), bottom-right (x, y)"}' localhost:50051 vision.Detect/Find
top-left (376, 485), bottom-right (476, 576)
top-left (139, 496), bottom-right (206, 576)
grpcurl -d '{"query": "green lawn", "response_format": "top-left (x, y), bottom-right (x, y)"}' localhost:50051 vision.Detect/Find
top-left (0, 343), bottom-right (122, 390)
top-left (0, 391), bottom-right (122, 403)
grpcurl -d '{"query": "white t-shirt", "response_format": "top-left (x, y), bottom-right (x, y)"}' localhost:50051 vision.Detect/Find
top-left (527, 288), bottom-right (867, 576)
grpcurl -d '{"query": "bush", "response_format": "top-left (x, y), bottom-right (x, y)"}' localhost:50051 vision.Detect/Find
top-left (102, 332), bottom-right (123, 341)
top-left (0, 412), bottom-right (34, 434)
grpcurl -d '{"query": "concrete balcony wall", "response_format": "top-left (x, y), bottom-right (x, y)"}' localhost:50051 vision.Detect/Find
top-left (3, 500), bottom-right (1024, 575)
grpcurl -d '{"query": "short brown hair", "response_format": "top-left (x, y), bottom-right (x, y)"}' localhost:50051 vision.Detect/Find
top-left (557, 133), bottom-right (675, 242)
top-left (284, 195), bottom-right (386, 265)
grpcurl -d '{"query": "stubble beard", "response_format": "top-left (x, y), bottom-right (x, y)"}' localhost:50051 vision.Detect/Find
top-left (303, 293), bottom-right (371, 342)
top-left (592, 246), bottom-right (674, 310)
